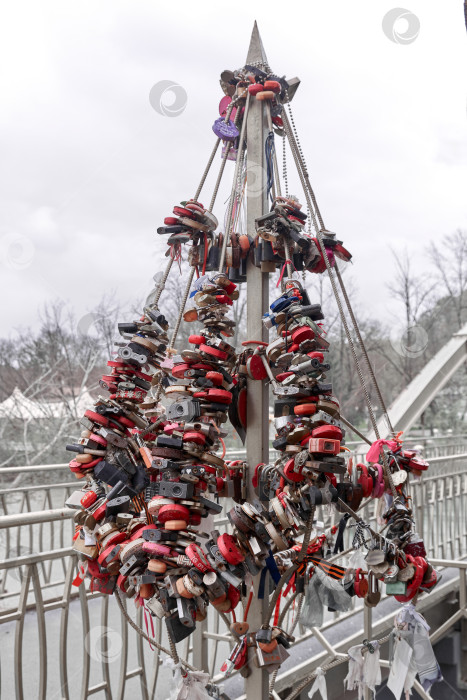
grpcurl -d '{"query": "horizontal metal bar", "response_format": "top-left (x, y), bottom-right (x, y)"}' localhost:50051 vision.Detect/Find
top-left (0, 482), bottom-right (74, 495)
top-left (429, 558), bottom-right (467, 569)
top-left (203, 632), bottom-right (232, 642)
top-left (88, 682), bottom-right (110, 695)
top-left (0, 464), bottom-right (69, 474)
top-left (0, 547), bottom-right (74, 570)
top-left (428, 453), bottom-right (467, 464)
top-left (0, 509), bottom-right (75, 529)
top-left (125, 668), bottom-right (144, 680)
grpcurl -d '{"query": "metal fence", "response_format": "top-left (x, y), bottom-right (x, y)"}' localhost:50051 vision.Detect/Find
top-left (1, 447), bottom-right (467, 699)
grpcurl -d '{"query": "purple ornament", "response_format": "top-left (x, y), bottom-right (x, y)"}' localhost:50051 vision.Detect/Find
top-left (212, 117), bottom-right (239, 142)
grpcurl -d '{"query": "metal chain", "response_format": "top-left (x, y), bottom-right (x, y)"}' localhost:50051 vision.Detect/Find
top-left (282, 108), bottom-right (398, 497)
top-left (285, 98), bottom-right (394, 437)
top-left (286, 101), bottom-right (325, 231)
top-left (282, 133), bottom-right (289, 196)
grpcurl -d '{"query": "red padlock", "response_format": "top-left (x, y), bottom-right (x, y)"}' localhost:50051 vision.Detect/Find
top-left (311, 424), bottom-right (343, 441)
top-left (354, 569), bottom-right (368, 598)
top-left (292, 326), bottom-right (314, 344)
top-left (246, 354), bottom-right (267, 380)
top-left (308, 437), bottom-right (340, 455)
top-left (183, 431), bottom-right (206, 446)
top-left (357, 463), bottom-right (373, 498)
top-left (217, 534), bottom-right (245, 565)
top-left (294, 403), bottom-right (317, 416)
top-left (186, 543), bottom-right (213, 572)
top-left (283, 457), bottom-right (305, 483)
top-left (395, 556), bottom-right (428, 602)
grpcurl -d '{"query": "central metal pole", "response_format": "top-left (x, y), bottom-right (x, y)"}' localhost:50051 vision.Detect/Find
top-left (245, 21), bottom-right (270, 700)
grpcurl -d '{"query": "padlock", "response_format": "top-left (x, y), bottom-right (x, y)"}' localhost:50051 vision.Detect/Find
top-left (364, 572), bottom-right (381, 607)
top-left (385, 580), bottom-right (407, 595)
top-left (354, 569), bottom-right (368, 598)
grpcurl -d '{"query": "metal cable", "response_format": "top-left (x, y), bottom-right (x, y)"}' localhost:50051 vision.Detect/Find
top-left (218, 92), bottom-right (251, 272)
top-left (284, 101), bottom-right (394, 437)
top-left (266, 565), bottom-right (298, 622)
top-left (169, 266), bottom-right (196, 349)
top-left (115, 588), bottom-right (197, 672)
top-left (282, 110), bottom-right (397, 497)
top-left (153, 256), bottom-right (174, 307)
top-left (166, 621), bottom-right (181, 665)
top-left (194, 138), bottom-right (221, 203)
top-left (334, 264), bottom-right (394, 436)
top-left (284, 632), bottom-right (392, 700)
top-left (208, 101), bottom-right (242, 212)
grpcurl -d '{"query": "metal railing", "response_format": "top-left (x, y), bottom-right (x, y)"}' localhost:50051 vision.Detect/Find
top-left (0, 448), bottom-right (467, 698)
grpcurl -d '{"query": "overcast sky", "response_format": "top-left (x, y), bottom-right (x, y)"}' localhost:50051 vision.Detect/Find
top-left (1, 1), bottom-right (466, 340)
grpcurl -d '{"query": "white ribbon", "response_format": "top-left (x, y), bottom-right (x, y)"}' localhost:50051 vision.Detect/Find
top-left (345, 641), bottom-right (381, 699)
top-left (166, 663), bottom-right (212, 700)
top-left (308, 667), bottom-right (327, 699)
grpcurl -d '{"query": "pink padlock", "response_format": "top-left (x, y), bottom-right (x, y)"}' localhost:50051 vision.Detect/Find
top-left (371, 463), bottom-right (385, 498)
top-left (142, 541), bottom-right (172, 557)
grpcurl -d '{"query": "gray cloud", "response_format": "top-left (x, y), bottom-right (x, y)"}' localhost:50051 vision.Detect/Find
top-left (1, 1), bottom-right (466, 337)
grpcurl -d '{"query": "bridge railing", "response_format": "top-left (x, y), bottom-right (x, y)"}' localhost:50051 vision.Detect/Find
top-left (1, 448), bottom-right (467, 698)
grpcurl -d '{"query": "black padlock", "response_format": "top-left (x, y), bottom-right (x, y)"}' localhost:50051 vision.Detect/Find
top-left (228, 257), bottom-right (247, 283)
top-left (94, 461), bottom-right (129, 488)
top-left (292, 252), bottom-right (304, 270)
top-left (204, 241), bottom-right (220, 272)
top-left (156, 435), bottom-right (184, 450)
top-left (256, 628), bottom-right (272, 644)
top-left (106, 495), bottom-right (131, 517)
top-left (166, 611), bottom-right (195, 642)
top-left (272, 435), bottom-right (288, 451)
top-left (142, 528), bottom-right (178, 542)
top-left (176, 597), bottom-right (196, 628)
top-left (155, 480), bottom-right (194, 499)
top-left (274, 397), bottom-right (299, 417)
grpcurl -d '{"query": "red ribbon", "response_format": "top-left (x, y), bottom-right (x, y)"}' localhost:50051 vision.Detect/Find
top-left (276, 259), bottom-right (297, 287)
top-left (143, 601), bottom-right (156, 651)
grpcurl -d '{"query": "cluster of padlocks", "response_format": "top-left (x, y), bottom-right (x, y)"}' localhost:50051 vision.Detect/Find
top-left (65, 186), bottom-right (438, 676)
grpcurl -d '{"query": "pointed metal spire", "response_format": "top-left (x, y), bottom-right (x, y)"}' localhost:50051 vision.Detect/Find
top-left (246, 21), bottom-right (269, 67)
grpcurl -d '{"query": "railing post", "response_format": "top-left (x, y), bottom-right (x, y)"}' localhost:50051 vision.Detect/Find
top-left (192, 616), bottom-right (209, 673)
top-left (363, 606), bottom-right (372, 700)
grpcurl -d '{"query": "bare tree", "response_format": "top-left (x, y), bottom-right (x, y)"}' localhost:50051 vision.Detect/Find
top-left (427, 228), bottom-right (467, 330)
top-left (0, 297), bottom-right (120, 471)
